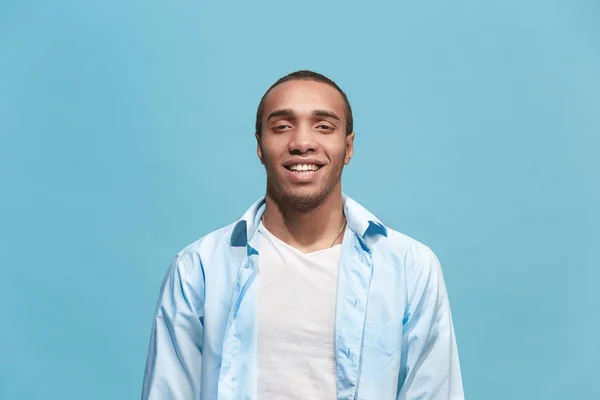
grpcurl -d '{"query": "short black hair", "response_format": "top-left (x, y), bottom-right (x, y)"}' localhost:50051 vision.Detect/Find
top-left (255, 70), bottom-right (353, 137)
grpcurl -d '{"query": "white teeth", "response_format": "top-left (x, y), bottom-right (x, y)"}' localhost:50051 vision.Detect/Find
top-left (289, 164), bottom-right (319, 172)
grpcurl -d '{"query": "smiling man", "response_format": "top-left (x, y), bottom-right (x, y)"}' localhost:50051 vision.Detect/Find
top-left (141, 70), bottom-right (464, 399)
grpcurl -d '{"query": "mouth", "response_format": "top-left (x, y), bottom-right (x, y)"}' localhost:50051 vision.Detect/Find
top-left (282, 163), bottom-right (324, 181)
top-left (284, 163), bottom-right (323, 173)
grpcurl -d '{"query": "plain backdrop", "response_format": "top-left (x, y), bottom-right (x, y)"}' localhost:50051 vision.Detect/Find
top-left (1, 1), bottom-right (599, 399)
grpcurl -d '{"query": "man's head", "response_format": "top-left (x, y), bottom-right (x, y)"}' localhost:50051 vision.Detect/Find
top-left (255, 70), bottom-right (354, 138)
top-left (255, 70), bottom-right (355, 211)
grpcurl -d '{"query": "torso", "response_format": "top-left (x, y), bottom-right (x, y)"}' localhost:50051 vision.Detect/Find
top-left (256, 221), bottom-right (343, 399)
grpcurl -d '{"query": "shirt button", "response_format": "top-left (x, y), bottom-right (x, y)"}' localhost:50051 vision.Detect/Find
top-left (245, 261), bottom-right (251, 269)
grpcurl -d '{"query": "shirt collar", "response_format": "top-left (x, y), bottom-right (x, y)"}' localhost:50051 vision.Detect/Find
top-left (229, 193), bottom-right (388, 248)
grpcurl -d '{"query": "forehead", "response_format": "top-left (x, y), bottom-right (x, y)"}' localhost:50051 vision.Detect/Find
top-left (263, 80), bottom-right (345, 116)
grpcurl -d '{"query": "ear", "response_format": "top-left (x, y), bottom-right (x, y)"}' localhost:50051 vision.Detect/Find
top-left (256, 133), bottom-right (264, 164)
top-left (344, 132), bottom-right (355, 165)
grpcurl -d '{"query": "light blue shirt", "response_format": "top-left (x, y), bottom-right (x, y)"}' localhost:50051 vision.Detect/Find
top-left (142, 195), bottom-right (464, 399)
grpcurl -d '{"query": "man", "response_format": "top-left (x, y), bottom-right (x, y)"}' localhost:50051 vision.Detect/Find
top-left (141, 70), bottom-right (464, 399)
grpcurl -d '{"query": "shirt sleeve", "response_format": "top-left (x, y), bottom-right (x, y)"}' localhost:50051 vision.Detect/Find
top-left (141, 255), bottom-right (205, 400)
top-left (397, 247), bottom-right (464, 400)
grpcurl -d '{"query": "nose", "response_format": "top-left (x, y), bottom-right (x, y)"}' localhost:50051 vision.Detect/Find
top-left (288, 122), bottom-right (317, 154)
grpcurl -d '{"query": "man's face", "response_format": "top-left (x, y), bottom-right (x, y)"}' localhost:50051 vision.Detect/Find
top-left (256, 80), bottom-right (354, 211)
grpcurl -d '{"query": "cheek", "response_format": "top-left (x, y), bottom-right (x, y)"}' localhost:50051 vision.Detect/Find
top-left (259, 141), bottom-right (278, 163)
top-left (260, 144), bottom-right (285, 174)
top-left (328, 142), bottom-right (348, 161)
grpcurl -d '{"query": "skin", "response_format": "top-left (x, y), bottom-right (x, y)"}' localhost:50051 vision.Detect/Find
top-left (256, 79), bottom-right (355, 253)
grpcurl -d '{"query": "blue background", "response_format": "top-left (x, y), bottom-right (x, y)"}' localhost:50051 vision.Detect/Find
top-left (1, 1), bottom-right (598, 399)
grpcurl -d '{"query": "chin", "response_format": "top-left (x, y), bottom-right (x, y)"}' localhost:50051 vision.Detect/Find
top-left (278, 186), bottom-right (332, 211)
top-left (267, 171), bottom-right (339, 211)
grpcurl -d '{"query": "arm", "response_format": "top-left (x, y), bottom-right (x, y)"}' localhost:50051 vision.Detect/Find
top-left (397, 247), bottom-right (464, 400)
top-left (141, 255), bottom-right (205, 400)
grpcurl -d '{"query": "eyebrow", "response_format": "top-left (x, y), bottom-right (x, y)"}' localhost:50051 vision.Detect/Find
top-left (266, 109), bottom-right (294, 121)
top-left (266, 108), bottom-right (341, 122)
top-left (312, 109), bottom-right (340, 121)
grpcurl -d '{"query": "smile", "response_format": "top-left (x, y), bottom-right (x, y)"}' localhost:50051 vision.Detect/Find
top-left (284, 163), bottom-right (323, 174)
top-left (283, 163), bottom-right (324, 182)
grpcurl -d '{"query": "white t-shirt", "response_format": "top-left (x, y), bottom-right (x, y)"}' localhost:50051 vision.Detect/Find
top-left (256, 221), bottom-right (343, 400)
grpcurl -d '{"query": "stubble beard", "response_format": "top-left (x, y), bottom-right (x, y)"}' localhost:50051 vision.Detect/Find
top-left (265, 153), bottom-right (345, 213)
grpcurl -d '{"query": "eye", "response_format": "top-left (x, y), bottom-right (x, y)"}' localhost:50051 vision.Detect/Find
top-left (272, 124), bottom-right (292, 132)
top-left (316, 124), bottom-right (334, 132)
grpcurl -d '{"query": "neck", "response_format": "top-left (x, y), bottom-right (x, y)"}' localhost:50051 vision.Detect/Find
top-left (262, 187), bottom-right (346, 253)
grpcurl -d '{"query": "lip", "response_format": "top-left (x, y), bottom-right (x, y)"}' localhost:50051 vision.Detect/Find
top-left (281, 158), bottom-right (326, 183)
top-left (282, 158), bottom-right (325, 169)
top-left (282, 164), bottom-right (324, 183)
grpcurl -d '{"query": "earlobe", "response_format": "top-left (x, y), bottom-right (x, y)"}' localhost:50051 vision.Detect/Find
top-left (256, 133), bottom-right (264, 164)
top-left (345, 131), bottom-right (355, 165)
top-left (257, 147), bottom-right (264, 165)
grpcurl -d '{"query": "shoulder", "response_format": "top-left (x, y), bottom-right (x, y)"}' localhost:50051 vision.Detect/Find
top-left (374, 226), bottom-right (441, 275)
top-left (170, 222), bottom-right (238, 277)
top-left (379, 227), bottom-right (438, 261)
top-left (343, 194), bottom-right (439, 267)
